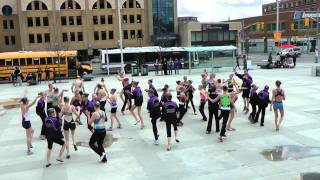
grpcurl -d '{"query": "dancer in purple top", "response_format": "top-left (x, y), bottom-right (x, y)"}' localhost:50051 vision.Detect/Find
top-left (129, 81), bottom-right (144, 129)
top-left (147, 89), bottom-right (161, 145)
top-left (36, 92), bottom-right (47, 140)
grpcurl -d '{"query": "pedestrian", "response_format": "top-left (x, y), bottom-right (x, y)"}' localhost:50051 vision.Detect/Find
top-left (162, 58), bottom-right (168, 75)
top-left (254, 85), bottom-right (271, 126)
top-left (45, 66), bottom-right (50, 82)
top-left (235, 55), bottom-right (240, 70)
top-left (174, 58), bottom-right (179, 74)
top-left (315, 49), bottom-right (319, 63)
top-left (21, 95), bottom-right (40, 155)
top-left (168, 58), bottom-right (174, 75)
top-left (37, 68), bottom-right (42, 84)
top-left (45, 108), bottom-right (66, 167)
top-left (292, 55), bottom-right (297, 67)
top-left (163, 94), bottom-right (180, 151)
top-left (88, 101), bottom-right (107, 163)
top-left (154, 59), bottom-right (160, 75)
top-left (36, 92), bottom-right (47, 140)
top-left (198, 85), bottom-right (207, 121)
top-left (270, 80), bottom-right (285, 131)
top-left (248, 84), bottom-right (258, 123)
top-left (147, 89), bottom-right (161, 145)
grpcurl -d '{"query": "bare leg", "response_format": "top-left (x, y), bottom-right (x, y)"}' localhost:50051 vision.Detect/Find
top-left (278, 110), bottom-right (285, 130)
top-left (25, 130), bottom-right (30, 152)
top-left (58, 143), bottom-right (66, 160)
top-left (227, 109), bottom-right (235, 130)
top-left (167, 137), bottom-right (171, 150)
top-left (71, 130), bottom-right (76, 146)
top-left (64, 130), bottom-right (69, 156)
top-left (130, 105), bottom-right (139, 123)
top-left (113, 114), bottom-right (121, 128)
top-left (120, 90), bottom-right (124, 103)
top-left (274, 110), bottom-right (279, 131)
top-left (137, 106), bottom-right (144, 128)
top-left (174, 130), bottom-right (179, 141)
top-left (109, 115), bottom-right (114, 129)
top-left (46, 149), bottom-right (52, 165)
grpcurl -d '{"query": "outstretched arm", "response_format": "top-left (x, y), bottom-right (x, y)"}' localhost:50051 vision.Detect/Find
top-left (28, 96), bottom-right (40, 109)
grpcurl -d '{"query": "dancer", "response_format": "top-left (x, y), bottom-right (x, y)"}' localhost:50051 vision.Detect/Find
top-left (147, 90), bottom-right (161, 145)
top-left (21, 95), bottom-right (40, 155)
top-left (129, 81), bottom-right (144, 129)
top-left (45, 108), bottom-right (66, 167)
top-left (206, 84), bottom-right (219, 133)
top-left (163, 94), bottom-right (180, 151)
top-left (160, 87), bottom-right (169, 121)
top-left (235, 69), bottom-right (253, 113)
top-left (207, 73), bottom-right (217, 89)
top-left (254, 85), bottom-right (271, 126)
top-left (88, 101), bottom-right (107, 163)
top-left (51, 87), bottom-right (68, 118)
top-left (226, 85), bottom-right (239, 131)
top-left (198, 85), bottom-right (207, 121)
top-left (201, 74), bottom-right (208, 90)
top-left (96, 84), bottom-right (108, 112)
top-left (249, 84), bottom-right (259, 123)
top-left (271, 80), bottom-right (285, 131)
top-left (71, 76), bottom-right (85, 93)
top-left (71, 91), bottom-right (83, 125)
top-left (116, 71), bottom-right (125, 102)
top-left (94, 78), bottom-right (107, 94)
top-left (185, 80), bottom-right (197, 115)
top-left (82, 93), bottom-right (95, 132)
top-left (121, 78), bottom-right (132, 115)
top-left (36, 92), bottom-right (47, 140)
top-left (45, 83), bottom-right (54, 112)
top-left (61, 97), bottom-right (80, 159)
top-left (145, 79), bottom-right (158, 97)
top-left (107, 89), bottom-right (121, 131)
top-left (177, 86), bottom-right (187, 126)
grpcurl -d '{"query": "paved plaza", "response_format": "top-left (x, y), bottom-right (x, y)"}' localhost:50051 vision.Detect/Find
top-left (0, 62), bottom-right (320, 180)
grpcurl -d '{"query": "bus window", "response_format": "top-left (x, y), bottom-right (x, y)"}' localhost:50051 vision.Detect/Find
top-left (5, 59), bottom-right (12, 66)
top-left (27, 58), bottom-right (33, 65)
top-left (40, 58), bottom-right (46, 65)
top-left (33, 58), bottom-right (40, 65)
top-left (47, 57), bottom-right (53, 64)
top-left (13, 59), bottom-right (19, 66)
top-left (20, 58), bottom-right (26, 66)
top-left (60, 57), bottom-right (66, 64)
top-left (0, 60), bottom-right (5, 66)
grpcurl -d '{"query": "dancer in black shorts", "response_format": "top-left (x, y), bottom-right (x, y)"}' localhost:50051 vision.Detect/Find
top-left (235, 69), bottom-right (253, 113)
top-left (129, 81), bottom-right (144, 129)
top-left (107, 89), bottom-right (121, 131)
top-left (36, 92), bottom-right (47, 140)
top-left (61, 97), bottom-right (80, 159)
top-left (45, 108), bottom-right (66, 167)
top-left (21, 95), bottom-right (40, 155)
top-left (121, 78), bottom-right (132, 114)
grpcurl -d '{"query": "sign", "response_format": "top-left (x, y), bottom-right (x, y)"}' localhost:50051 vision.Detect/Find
top-left (294, 11), bottom-right (320, 20)
top-left (201, 24), bottom-right (229, 31)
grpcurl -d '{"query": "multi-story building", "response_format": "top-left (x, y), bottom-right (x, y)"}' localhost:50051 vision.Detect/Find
top-left (0, 0), bottom-right (178, 59)
top-left (230, 0), bottom-right (320, 53)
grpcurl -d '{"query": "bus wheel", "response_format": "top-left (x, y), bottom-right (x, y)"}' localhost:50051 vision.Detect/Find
top-left (124, 64), bottom-right (132, 73)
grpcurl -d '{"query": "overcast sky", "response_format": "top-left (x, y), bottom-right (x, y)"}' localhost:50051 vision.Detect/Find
top-left (178, 0), bottom-right (275, 22)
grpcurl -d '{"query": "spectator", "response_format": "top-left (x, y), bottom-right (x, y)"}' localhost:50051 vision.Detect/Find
top-left (154, 59), bottom-right (160, 75)
top-left (162, 58), bottom-right (168, 75)
top-left (292, 55), bottom-right (297, 67)
top-left (243, 54), bottom-right (247, 70)
top-left (235, 55), bottom-right (240, 70)
top-left (53, 68), bottom-right (56, 84)
top-left (45, 66), bottom-right (50, 81)
top-left (37, 68), bottom-right (42, 84)
top-left (174, 58), bottom-right (179, 75)
top-left (315, 49), bottom-right (318, 63)
top-left (168, 58), bottom-right (174, 75)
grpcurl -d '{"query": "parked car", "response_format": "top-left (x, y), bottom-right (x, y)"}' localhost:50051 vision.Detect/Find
top-left (279, 47), bottom-right (301, 57)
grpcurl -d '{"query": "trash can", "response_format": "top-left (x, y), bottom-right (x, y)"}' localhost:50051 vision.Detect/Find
top-left (141, 65), bottom-right (149, 76)
top-left (131, 65), bottom-right (140, 76)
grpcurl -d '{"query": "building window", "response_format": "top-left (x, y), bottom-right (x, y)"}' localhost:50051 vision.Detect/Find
top-left (61, 16), bottom-right (67, 26)
top-left (108, 15), bottom-right (113, 24)
top-left (29, 34), bottom-right (35, 43)
top-left (130, 30), bottom-right (135, 39)
top-left (69, 16), bottom-right (74, 25)
top-left (76, 16), bottom-right (82, 25)
top-left (223, 31), bottom-right (229, 41)
top-left (36, 17), bottom-right (41, 26)
top-left (62, 32), bottom-right (68, 42)
top-left (94, 31), bottom-right (99, 40)
top-left (99, 0), bottom-right (105, 9)
top-left (77, 32), bottom-right (83, 41)
top-left (101, 31), bottom-right (107, 40)
top-left (4, 36), bottom-right (9, 45)
top-left (137, 14), bottom-right (141, 23)
top-left (44, 33), bottom-right (50, 42)
top-left (61, 0), bottom-right (81, 9)
top-left (137, 30), bottom-right (143, 38)
top-left (11, 36), bottom-right (15, 45)
top-left (129, 0), bottom-right (134, 8)
top-left (93, 16), bottom-right (98, 24)
top-left (37, 34), bottom-right (42, 43)
top-left (3, 20), bottom-right (7, 29)
top-left (122, 15), bottom-right (127, 24)
top-left (9, 20), bottom-right (14, 29)
top-left (100, 15), bottom-right (106, 24)
top-left (27, 17), bottom-right (33, 27)
top-left (109, 31), bottom-right (114, 39)
top-left (70, 32), bottom-right (75, 41)
top-left (43, 17), bottom-right (49, 26)
top-left (2, 5), bottom-right (13, 16)
top-left (123, 30), bottom-right (128, 39)
top-left (34, 1), bottom-right (40, 10)
top-left (130, 15), bottom-right (134, 24)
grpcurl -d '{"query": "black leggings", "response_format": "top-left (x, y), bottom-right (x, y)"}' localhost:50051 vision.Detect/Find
top-left (219, 110), bottom-right (230, 137)
top-left (207, 104), bottom-right (219, 132)
top-left (89, 130), bottom-right (106, 157)
top-left (47, 138), bottom-right (65, 150)
top-left (199, 101), bottom-right (207, 120)
top-left (38, 113), bottom-right (47, 136)
top-left (100, 100), bottom-right (106, 112)
top-left (177, 104), bottom-right (186, 122)
top-left (166, 118), bottom-right (178, 138)
top-left (151, 117), bottom-right (159, 140)
top-left (255, 105), bottom-right (266, 124)
top-left (186, 95), bottom-right (196, 113)
top-left (250, 103), bottom-right (257, 120)
top-left (121, 96), bottom-right (132, 112)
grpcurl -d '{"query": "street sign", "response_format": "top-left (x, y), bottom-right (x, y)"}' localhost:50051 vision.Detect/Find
top-left (294, 11), bottom-right (320, 19)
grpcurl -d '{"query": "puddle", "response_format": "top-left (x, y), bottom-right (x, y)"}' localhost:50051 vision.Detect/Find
top-left (261, 145), bottom-right (320, 161)
top-left (76, 133), bottom-right (118, 148)
top-left (0, 98), bottom-right (21, 109)
top-left (301, 173), bottom-right (320, 180)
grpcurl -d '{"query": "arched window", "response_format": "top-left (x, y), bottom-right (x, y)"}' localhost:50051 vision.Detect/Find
top-left (122, 0), bottom-right (141, 9)
top-left (60, 0), bottom-right (81, 10)
top-left (93, 0), bottom-right (112, 9)
top-left (2, 5), bottom-right (13, 16)
top-left (26, 1), bottom-right (48, 10)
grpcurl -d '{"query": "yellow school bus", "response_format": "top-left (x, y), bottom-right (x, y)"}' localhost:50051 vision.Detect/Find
top-left (0, 51), bottom-right (78, 80)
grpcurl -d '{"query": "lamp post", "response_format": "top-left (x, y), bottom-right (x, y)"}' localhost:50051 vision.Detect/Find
top-left (276, 0), bottom-right (279, 48)
top-left (117, 0), bottom-right (124, 73)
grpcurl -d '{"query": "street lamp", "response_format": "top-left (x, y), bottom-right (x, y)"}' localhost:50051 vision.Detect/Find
top-left (117, 0), bottom-right (124, 74)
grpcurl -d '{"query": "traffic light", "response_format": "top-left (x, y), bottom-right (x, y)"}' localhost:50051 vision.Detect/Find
top-left (261, 22), bottom-right (264, 30)
top-left (291, 23), bottom-right (295, 31)
top-left (256, 23), bottom-right (260, 31)
top-left (304, 18), bottom-right (310, 27)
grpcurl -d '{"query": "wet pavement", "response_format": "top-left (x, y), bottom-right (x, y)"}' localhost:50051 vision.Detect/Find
top-left (0, 62), bottom-right (319, 180)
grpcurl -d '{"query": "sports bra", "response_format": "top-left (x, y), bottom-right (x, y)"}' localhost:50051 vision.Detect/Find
top-left (23, 111), bottom-right (31, 122)
top-left (94, 111), bottom-right (106, 130)
top-left (63, 107), bottom-right (73, 122)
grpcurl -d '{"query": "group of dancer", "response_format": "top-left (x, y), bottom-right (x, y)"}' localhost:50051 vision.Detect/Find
top-left (20, 69), bottom-right (286, 167)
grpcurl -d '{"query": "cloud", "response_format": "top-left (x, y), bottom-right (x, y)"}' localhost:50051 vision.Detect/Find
top-left (178, 0), bottom-right (275, 22)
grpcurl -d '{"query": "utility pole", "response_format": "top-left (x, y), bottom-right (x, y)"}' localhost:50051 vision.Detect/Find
top-left (317, 8), bottom-right (319, 61)
top-left (276, 0), bottom-right (279, 48)
top-left (117, 0), bottom-right (124, 73)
